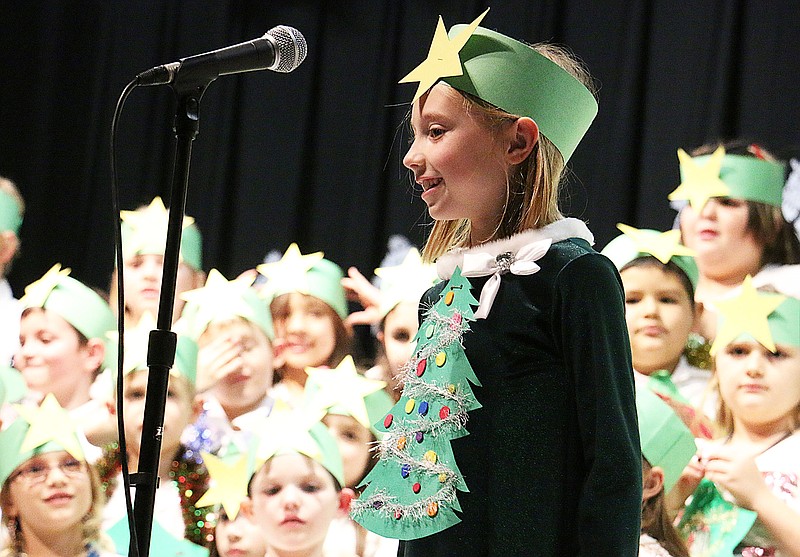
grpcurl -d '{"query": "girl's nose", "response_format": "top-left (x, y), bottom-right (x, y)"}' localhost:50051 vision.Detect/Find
top-left (744, 352), bottom-right (765, 377)
top-left (403, 137), bottom-right (423, 172)
top-left (698, 198), bottom-right (719, 218)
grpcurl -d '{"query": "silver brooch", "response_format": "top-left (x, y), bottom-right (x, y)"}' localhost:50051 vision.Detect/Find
top-left (495, 252), bottom-right (515, 274)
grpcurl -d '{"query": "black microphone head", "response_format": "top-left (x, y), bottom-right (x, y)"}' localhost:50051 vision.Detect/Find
top-left (266, 26), bottom-right (307, 73)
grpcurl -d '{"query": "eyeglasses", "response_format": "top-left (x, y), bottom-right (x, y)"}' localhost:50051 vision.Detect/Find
top-left (10, 457), bottom-right (86, 485)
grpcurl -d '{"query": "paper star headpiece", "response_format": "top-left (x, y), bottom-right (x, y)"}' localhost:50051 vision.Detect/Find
top-left (0, 394), bottom-right (85, 486)
top-left (710, 276), bottom-right (787, 355)
top-left (194, 449), bottom-right (251, 519)
top-left (256, 243), bottom-right (348, 319)
top-left (601, 225), bottom-right (699, 288)
top-left (20, 263), bottom-right (116, 341)
top-left (374, 248), bottom-right (439, 318)
top-left (669, 146), bottom-right (731, 212)
top-left (120, 197), bottom-right (203, 271)
top-left (180, 269), bottom-right (273, 340)
top-left (305, 355), bottom-right (390, 432)
top-left (399, 9), bottom-right (489, 103)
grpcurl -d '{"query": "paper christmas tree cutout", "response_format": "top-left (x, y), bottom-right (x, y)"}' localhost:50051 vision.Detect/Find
top-left (351, 267), bottom-right (482, 539)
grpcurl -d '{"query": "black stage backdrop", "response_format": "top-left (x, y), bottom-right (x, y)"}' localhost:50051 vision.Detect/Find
top-left (1, 1), bottom-right (799, 297)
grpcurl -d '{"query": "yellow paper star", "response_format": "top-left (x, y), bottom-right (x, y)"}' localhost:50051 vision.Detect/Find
top-left (616, 224), bottom-right (695, 264)
top-left (399, 8), bottom-right (489, 103)
top-left (194, 452), bottom-right (250, 519)
top-left (120, 197), bottom-right (195, 257)
top-left (256, 243), bottom-right (324, 294)
top-left (20, 264), bottom-right (71, 307)
top-left (14, 393), bottom-right (84, 460)
top-left (180, 269), bottom-right (256, 331)
top-left (668, 146), bottom-right (731, 211)
top-left (256, 405), bottom-right (326, 465)
top-left (107, 312), bottom-right (157, 374)
top-left (710, 275), bottom-right (786, 355)
top-left (305, 356), bottom-right (386, 429)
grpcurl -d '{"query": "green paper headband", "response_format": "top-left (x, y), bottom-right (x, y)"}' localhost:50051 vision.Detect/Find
top-left (442, 25), bottom-right (597, 162)
top-left (636, 386), bottom-right (697, 494)
top-left (0, 365), bottom-right (28, 405)
top-left (267, 258), bottom-right (348, 320)
top-left (328, 388), bottom-right (395, 441)
top-left (601, 228), bottom-right (699, 288)
top-left (0, 189), bottom-right (23, 234)
top-left (121, 219), bottom-right (203, 272)
top-left (745, 295), bottom-right (800, 348)
top-left (123, 333), bottom-right (199, 386)
top-left (21, 265), bottom-right (115, 341)
top-left (683, 153), bottom-right (785, 208)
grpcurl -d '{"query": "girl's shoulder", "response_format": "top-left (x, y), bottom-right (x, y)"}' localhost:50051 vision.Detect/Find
top-left (757, 430), bottom-right (800, 469)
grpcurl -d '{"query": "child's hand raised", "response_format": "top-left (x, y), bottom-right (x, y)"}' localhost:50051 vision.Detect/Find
top-left (196, 334), bottom-right (244, 393)
top-left (703, 445), bottom-right (770, 510)
top-left (341, 266), bottom-right (383, 327)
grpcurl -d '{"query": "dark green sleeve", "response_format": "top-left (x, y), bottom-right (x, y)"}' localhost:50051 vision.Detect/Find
top-left (554, 250), bottom-right (642, 556)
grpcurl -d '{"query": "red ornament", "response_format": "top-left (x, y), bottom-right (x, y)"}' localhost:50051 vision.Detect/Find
top-left (439, 406), bottom-right (450, 419)
top-left (384, 414), bottom-right (394, 428)
top-left (416, 359), bottom-right (427, 377)
top-left (412, 482), bottom-right (421, 494)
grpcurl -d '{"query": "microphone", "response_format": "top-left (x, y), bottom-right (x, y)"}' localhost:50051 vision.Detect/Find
top-left (136, 25), bottom-right (307, 87)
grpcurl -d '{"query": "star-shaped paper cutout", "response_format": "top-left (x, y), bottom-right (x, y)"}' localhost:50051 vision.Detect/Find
top-left (255, 405), bottom-right (326, 465)
top-left (120, 197), bottom-right (195, 257)
top-left (710, 275), bottom-right (787, 356)
top-left (256, 243), bottom-right (324, 295)
top-left (194, 451), bottom-right (250, 519)
top-left (399, 8), bottom-right (489, 103)
top-left (20, 264), bottom-right (71, 308)
top-left (616, 223), bottom-right (695, 264)
top-left (305, 355), bottom-right (386, 428)
top-left (14, 393), bottom-right (84, 460)
top-left (107, 312), bottom-right (157, 374)
top-left (668, 146), bottom-right (731, 211)
top-left (180, 269), bottom-right (257, 332)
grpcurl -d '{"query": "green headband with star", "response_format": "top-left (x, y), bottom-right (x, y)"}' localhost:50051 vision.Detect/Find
top-left (401, 9), bottom-right (598, 162)
top-left (636, 386), bottom-right (697, 494)
top-left (669, 146), bottom-right (786, 211)
top-left (0, 394), bottom-right (86, 488)
top-left (601, 224), bottom-right (699, 288)
top-left (120, 197), bottom-right (203, 271)
top-left (21, 264), bottom-right (115, 341)
top-left (257, 243), bottom-right (348, 320)
top-left (0, 189), bottom-right (23, 234)
top-left (711, 277), bottom-right (800, 355)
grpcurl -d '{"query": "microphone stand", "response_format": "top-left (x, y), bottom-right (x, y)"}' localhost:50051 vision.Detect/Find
top-left (130, 64), bottom-right (212, 557)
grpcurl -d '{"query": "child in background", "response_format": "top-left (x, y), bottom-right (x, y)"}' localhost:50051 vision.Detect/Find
top-left (304, 356), bottom-right (397, 557)
top-left (353, 10), bottom-right (641, 555)
top-left (343, 247), bottom-right (439, 402)
top-left (257, 244), bottom-right (351, 407)
top-left (14, 264), bottom-right (114, 433)
top-left (636, 387), bottom-right (695, 557)
top-left (673, 285), bottom-right (800, 555)
top-left (0, 176), bottom-right (24, 366)
top-left (240, 417), bottom-right (355, 557)
top-left (179, 269), bottom-right (276, 455)
top-left (97, 315), bottom-right (213, 554)
top-left (0, 395), bottom-right (119, 556)
top-left (670, 142), bottom-right (800, 341)
top-left (602, 224), bottom-right (715, 419)
top-left (110, 197), bottom-right (205, 328)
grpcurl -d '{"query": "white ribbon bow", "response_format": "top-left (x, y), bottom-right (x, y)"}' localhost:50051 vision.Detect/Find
top-left (460, 238), bottom-right (552, 319)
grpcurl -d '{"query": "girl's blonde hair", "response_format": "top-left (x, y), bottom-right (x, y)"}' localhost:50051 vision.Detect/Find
top-left (1, 459), bottom-right (109, 555)
top-left (421, 43), bottom-right (597, 262)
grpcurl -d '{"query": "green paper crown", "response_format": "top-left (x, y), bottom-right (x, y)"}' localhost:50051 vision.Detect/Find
top-left (636, 386), bottom-right (697, 493)
top-left (0, 188), bottom-right (23, 234)
top-left (120, 197), bottom-right (203, 271)
top-left (442, 25), bottom-right (597, 162)
top-left (0, 365), bottom-right (28, 405)
top-left (257, 244), bottom-right (348, 320)
top-left (683, 152), bottom-right (785, 207)
top-left (601, 225), bottom-right (699, 288)
top-left (766, 296), bottom-right (800, 347)
top-left (0, 395), bottom-right (86, 488)
top-left (20, 264), bottom-right (115, 341)
top-left (180, 269), bottom-right (274, 341)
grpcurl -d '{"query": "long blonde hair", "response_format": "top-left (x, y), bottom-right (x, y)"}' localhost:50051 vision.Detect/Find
top-left (421, 43), bottom-right (596, 262)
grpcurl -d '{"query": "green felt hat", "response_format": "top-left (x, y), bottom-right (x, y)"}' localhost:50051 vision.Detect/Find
top-left (120, 197), bottom-right (203, 271)
top-left (180, 269), bottom-right (274, 341)
top-left (0, 365), bottom-right (28, 405)
top-left (0, 394), bottom-right (86, 488)
top-left (20, 264), bottom-right (115, 341)
top-left (601, 223), bottom-right (699, 288)
top-left (256, 411), bottom-right (345, 487)
top-left (400, 9), bottom-right (597, 162)
top-left (374, 248), bottom-right (439, 318)
top-left (0, 188), bottom-right (23, 234)
top-left (670, 146), bottom-right (786, 211)
top-left (113, 313), bottom-right (198, 385)
top-left (636, 386), bottom-right (697, 493)
top-left (257, 243), bottom-right (348, 320)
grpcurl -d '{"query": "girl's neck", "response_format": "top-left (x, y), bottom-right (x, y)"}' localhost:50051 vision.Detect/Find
top-left (220, 393), bottom-right (267, 422)
top-left (266, 545), bottom-right (324, 557)
top-left (634, 355), bottom-right (681, 377)
top-left (280, 366), bottom-right (309, 388)
top-left (729, 418), bottom-right (795, 451)
top-left (56, 385), bottom-right (91, 412)
top-left (696, 263), bottom-right (761, 300)
top-left (20, 526), bottom-right (86, 557)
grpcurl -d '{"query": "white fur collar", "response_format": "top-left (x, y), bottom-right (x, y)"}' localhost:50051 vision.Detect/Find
top-left (436, 218), bottom-right (593, 279)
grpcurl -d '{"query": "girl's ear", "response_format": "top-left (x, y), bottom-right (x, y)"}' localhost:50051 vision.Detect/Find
top-left (642, 465), bottom-right (665, 502)
top-left (506, 117), bottom-right (539, 165)
top-left (239, 497), bottom-right (254, 520)
top-left (337, 487), bottom-right (356, 516)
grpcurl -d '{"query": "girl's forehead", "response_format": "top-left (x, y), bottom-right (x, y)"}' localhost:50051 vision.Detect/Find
top-left (259, 453), bottom-right (332, 482)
